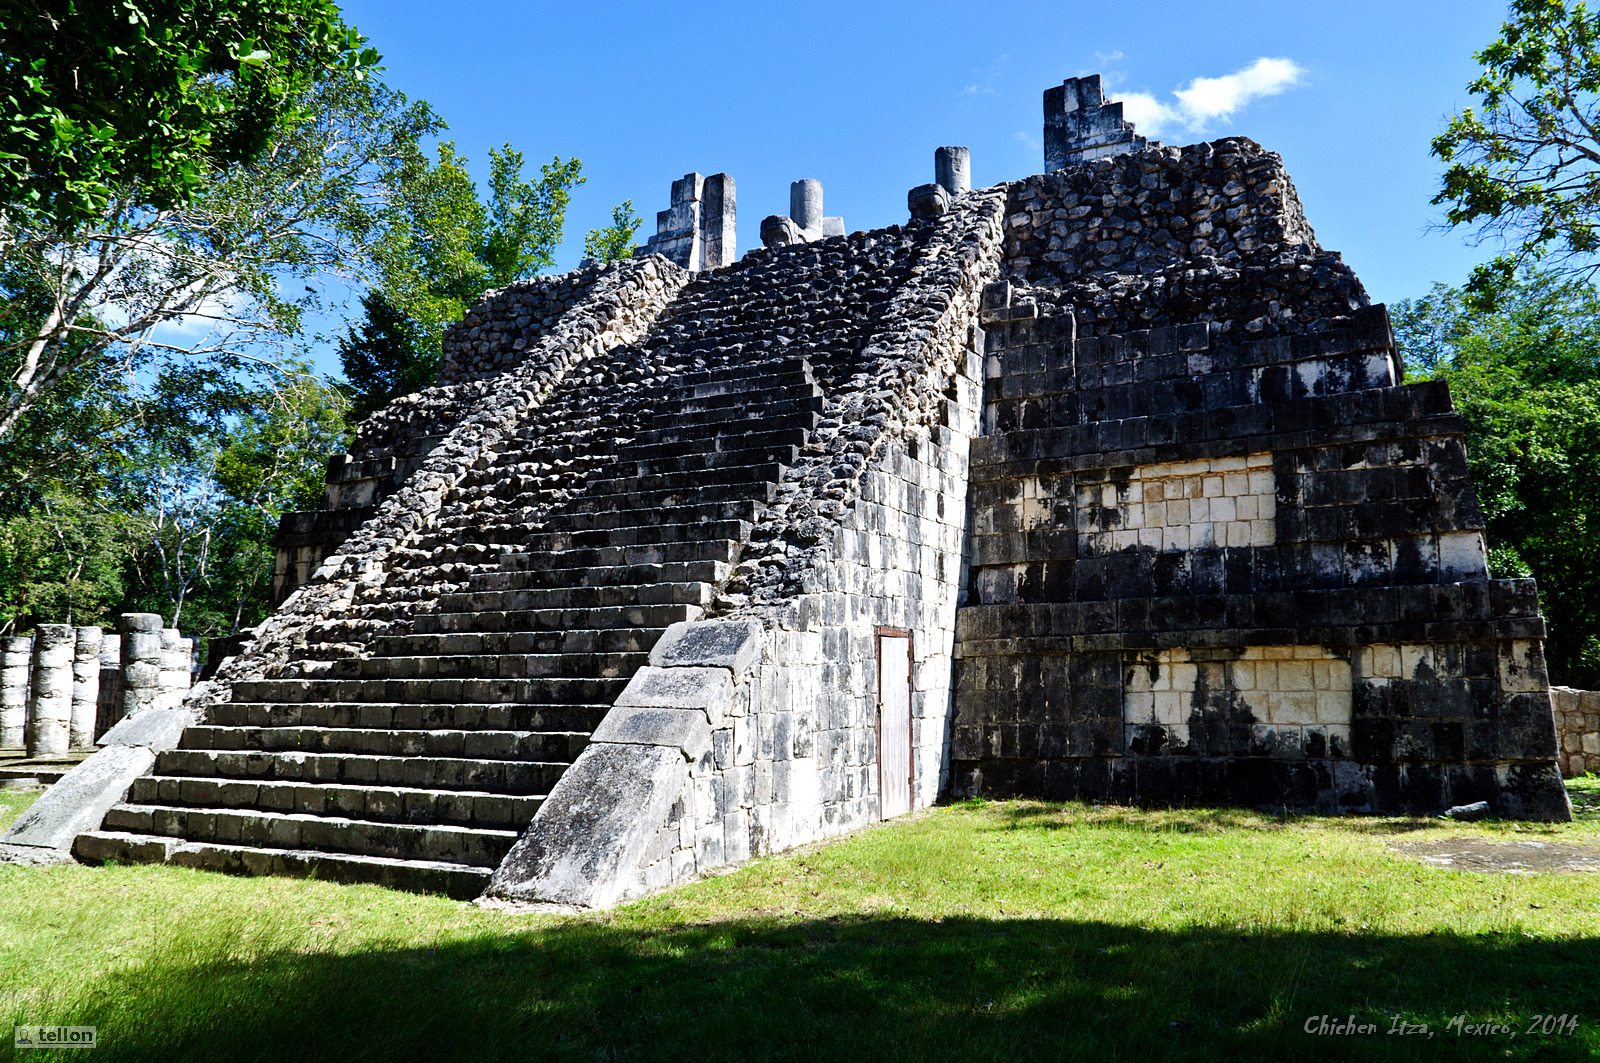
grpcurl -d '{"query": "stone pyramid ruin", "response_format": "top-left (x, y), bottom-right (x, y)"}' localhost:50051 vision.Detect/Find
top-left (4, 73), bottom-right (1570, 905)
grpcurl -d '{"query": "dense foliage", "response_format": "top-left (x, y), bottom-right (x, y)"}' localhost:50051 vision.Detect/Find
top-left (1394, 271), bottom-right (1600, 686)
top-left (1433, 0), bottom-right (1600, 303)
top-left (0, 0), bottom-right (377, 228)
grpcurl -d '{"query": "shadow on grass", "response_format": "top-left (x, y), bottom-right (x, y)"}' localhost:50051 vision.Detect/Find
top-left (980, 800), bottom-right (1451, 838)
top-left (10, 914), bottom-right (1597, 1063)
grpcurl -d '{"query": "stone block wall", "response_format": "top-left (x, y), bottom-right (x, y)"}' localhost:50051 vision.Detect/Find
top-left (1551, 687), bottom-right (1600, 776)
top-left (951, 280), bottom-right (1568, 818)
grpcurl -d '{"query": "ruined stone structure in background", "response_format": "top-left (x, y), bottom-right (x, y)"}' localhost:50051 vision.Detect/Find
top-left (7, 76), bottom-right (1571, 900)
top-left (1044, 74), bottom-right (1153, 170)
top-left (641, 172), bottom-right (736, 272)
top-left (760, 179), bottom-right (846, 248)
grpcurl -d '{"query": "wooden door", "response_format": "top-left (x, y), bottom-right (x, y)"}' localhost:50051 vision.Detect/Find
top-left (877, 630), bottom-right (913, 819)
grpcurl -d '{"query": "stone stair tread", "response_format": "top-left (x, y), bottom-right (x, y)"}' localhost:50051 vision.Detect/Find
top-left (211, 701), bottom-right (613, 732)
top-left (73, 831), bottom-right (493, 899)
top-left (412, 602), bottom-right (702, 634)
top-left (154, 748), bottom-right (569, 794)
top-left (467, 561), bottom-right (728, 591)
top-left (370, 630), bottom-right (666, 657)
top-left (178, 723), bottom-right (588, 761)
top-left (497, 540), bottom-right (741, 570)
top-left (231, 675), bottom-right (629, 704)
top-left (127, 775), bottom-right (545, 828)
top-left (100, 803), bottom-right (518, 866)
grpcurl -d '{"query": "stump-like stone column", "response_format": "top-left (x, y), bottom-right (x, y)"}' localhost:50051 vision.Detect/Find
top-left (25, 624), bottom-right (75, 756)
top-left (790, 179), bottom-right (823, 233)
top-left (935, 146), bottom-right (971, 194)
top-left (0, 634), bottom-right (30, 748)
top-left (70, 627), bottom-right (103, 750)
top-left (95, 634), bottom-right (122, 740)
top-left (119, 614), bottom-right (164, 719)
top-left (159, 629), bottom-right (191, 710)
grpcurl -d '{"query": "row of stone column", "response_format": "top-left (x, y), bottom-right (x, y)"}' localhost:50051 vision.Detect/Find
top-left (0, 613), bottom-right (193, 756)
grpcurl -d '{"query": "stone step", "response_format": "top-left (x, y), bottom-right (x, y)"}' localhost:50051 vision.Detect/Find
top-left (469, 560), bottom-right (729, 592)
top-left (554, 486), bottom-right (774, 522)
top-left (355, 649), bottom-right (647, 679)
top-left (675, 357), bottom-right (812, 389)
top-left (582, 462), bottom-right (786, 498)
top-left (607, 446), bottom-right (801, 477)
top-left (210, 701), bottom-right (612, 733)
top-left (646, 395), bottom-right (823, 431)
top-left (414, 601), bottom-right (701, 635)
top-left (498, 539), bottom-right (740, 572)
top-left (436, 581), bottom-right (711, 614)
top-left (154, 748), bottom-right (568, 795)
top-left (230, 675), bottom-right (628, 705)
top-left (628, 410), bottom-right (820, 446)
top-left (101, 804), bottom-right (520, 867)
top-left (518, 521), bottom-right (750, 554)
top-left (616, 427), bottom-right (809, 464)
top-left (127, 775), bottom-right (544, 829)
top-left (371, 629), bottom-right (664, 659)
top-left (675, 382), bottom-right (820, 414)
top-left (74, 831), bottom-right (492, 899)
top-left (180, 724), bottom-right (588, 762)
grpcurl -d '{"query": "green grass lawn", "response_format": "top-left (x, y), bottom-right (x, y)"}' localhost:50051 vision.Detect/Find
top-left (2, 781), bottom-right (1599, 1062)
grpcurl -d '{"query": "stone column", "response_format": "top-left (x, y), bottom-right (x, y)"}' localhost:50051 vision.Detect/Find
top-left (0, 634), bottom-right (30, 748)
top-left (160, 629), bottom-right (190, 710)
top-left (69, 626), bottom-right (103, 750)
top-left (96, 634), bottom-right (122, 740)
top-left (119, 613), bottom-right (164, 719)
top-left (25, 624), bottom-right (74, 756)
top-left (790, 179), bottom-right (823, 234)
top-left (935, 146), bottom-right (971, 194)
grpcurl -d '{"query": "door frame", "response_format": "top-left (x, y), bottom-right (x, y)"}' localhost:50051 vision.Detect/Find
top-left (874, 626), bottom-right (915, 818)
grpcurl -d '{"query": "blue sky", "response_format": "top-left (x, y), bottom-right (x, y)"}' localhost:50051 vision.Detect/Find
top-left (334, 0), bottom-right (1510, 326)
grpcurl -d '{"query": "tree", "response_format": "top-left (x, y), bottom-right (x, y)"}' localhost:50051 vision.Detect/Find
top-left (339, 142), bottom-right (587, 417)
top-left (0, 0), bottom-right (377, 229)
top-left (1393, 270), bottom-right (1600, 686)
top-left (0, 69), bottom-right (439, 448)
top-left (583, 200), bottom-right (642, 263)
top-left (1433, 0), bottom-right (1600, 303)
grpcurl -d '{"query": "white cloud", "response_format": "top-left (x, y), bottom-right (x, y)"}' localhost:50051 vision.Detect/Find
top-left (1014, 129), bottom-right (1040, 152)
top-left (1111, 57), bottom-right (1306, 137)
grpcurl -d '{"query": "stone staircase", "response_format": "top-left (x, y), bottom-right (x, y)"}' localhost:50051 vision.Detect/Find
top-left (75, 356), bottom-right (823, 897)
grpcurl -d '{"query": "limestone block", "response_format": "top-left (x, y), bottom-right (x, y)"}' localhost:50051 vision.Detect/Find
top-left (70, 627), bottom-right (102, 750)
top-left (485, 743), bottom-right (688, 908)
top-left (908, 183), bottom-right (950, 221)
top-left (119, 613), bottom-right (164, 719)
top-left (25, 625), bottom-right (74, 756)
top-left (0, 634), bottom-right (30, 748)
top-left (1, 744), bottom-right (158, 851)
top-left (589, 704), bottom-right (712, 759)
top-left (615, 666), bottom-right (734, 724)
top-left (935, 146), bottom-right (971, 195)
top-left (649, 619), bottom-right (764, 675)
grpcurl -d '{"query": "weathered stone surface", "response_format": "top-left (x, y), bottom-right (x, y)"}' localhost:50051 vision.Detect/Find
top-left (485, 743), bottom-right (687, 908)
top-left (25, 625), bottom-right (74, 756)
top-left (70, 627), bottom-right (102, 750)
top-left (0, 634), bottom-right (30, 748)
top-left (119, 613), bottom-right (163, 720)
top-left (1, 744), bottom-right (158, 851)
top-left (615, 667), bottom-right (733, 721)
top-left (936, 146), bottom-right (971, 195)
top-left (97, 707), bottom-right (196, 751)
top-left (908, 183), bottom-right (949, 221)
top-left (589, 705), bottom-right (712, 758)
top-left (648, 620), bottom-right (764, 674)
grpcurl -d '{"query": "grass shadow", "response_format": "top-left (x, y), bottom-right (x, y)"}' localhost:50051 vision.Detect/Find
top-left (8, 913), bottom-right (1597, 1063)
